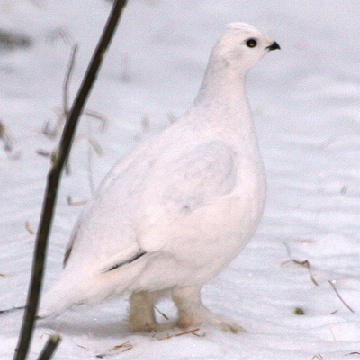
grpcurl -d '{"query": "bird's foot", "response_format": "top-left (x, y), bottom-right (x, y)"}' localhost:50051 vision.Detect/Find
top-left (128, 321), bottom-right (157, 333)
top-left (129, 290), bottom-right (161, 332)
top-left (177, 307), bottom-right (246, 334)
top-left (128, 320), bottom-right (173, 333)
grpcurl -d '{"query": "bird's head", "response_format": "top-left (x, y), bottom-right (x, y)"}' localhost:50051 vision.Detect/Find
top-left (212, 22), bottom-right (280, 73)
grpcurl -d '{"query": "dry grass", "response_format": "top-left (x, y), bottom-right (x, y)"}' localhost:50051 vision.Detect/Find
top-left (282, 259), bottom-right (319, 287)
top-left (311, 355), bottom-right (323, 360)
top-left (0, 119), bottom-right (13, 152)
top-left (156, 328), bottom-right (204, 341)
top-left (154, 305), bottom-right (169, 321)
top-left (40, 44), bottom-right (107, 195)
top-left (25, 221), bottom-right (35, 235)
top-left (328, 279), bottom-right (355, 313)
top-left (95, 341), bottom-right (133, 358)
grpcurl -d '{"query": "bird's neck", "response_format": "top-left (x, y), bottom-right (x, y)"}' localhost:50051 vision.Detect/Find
top-left (190, 61), bottom-right (255, 137)
top-left (193, 57), bottom-right (250, 113)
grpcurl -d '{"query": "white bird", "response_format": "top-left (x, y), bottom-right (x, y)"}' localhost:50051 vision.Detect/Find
top-left (40, 22), bottom-right (280, 333)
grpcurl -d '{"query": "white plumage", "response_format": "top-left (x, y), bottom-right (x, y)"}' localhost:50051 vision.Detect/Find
top-left (40, 23), bottom-right (280, 332)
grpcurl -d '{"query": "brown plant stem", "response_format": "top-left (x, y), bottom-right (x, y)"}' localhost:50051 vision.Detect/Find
top-left (13, 1), bottom-right (128, 359)
top-left (38, 334), bottom-right (61, 360)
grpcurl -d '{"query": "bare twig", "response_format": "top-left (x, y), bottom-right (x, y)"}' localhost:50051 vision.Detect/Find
top-left (154, 306), bottom-right (169, 321)
top-left (328, 280), bottom-right (355, 313)
top-left (13, 2), bottom-right (128, 359)
top-left (38, 334), bottom-right (61, 360)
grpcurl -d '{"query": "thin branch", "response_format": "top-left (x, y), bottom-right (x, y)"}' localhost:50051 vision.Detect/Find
top-left (38, 334), bottom-right (61, 360)
top-left (328, 280), bottom-right (355, 313)
top-left (13, 1), bottom-right (128, 359)
top-left (0, 306), bottom-right (26, 315)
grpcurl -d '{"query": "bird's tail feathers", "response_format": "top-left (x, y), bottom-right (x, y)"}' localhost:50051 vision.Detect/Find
top-left (38, 254), bottom-right (154, 318)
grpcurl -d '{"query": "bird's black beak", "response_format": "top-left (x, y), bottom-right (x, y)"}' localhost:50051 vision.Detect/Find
top-left (266, 42), bottom-right (281, 51)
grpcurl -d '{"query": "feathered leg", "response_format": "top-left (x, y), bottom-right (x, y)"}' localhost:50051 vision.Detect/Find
top-left (128, 290), bottom-right (157, 332)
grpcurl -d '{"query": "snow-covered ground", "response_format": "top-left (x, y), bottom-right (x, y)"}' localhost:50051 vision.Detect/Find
top-left (1, 0), bottom-right (360, 358)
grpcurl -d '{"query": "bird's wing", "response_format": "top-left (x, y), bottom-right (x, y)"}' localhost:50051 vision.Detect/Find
top-left (151, 140), bottom-right (237, 209)
top-left (62, 147), bottom-right (156, 271)
top-left (132, 140), bottom-right (238, 250)
top-left (63, 140), bottom-right (237, 272)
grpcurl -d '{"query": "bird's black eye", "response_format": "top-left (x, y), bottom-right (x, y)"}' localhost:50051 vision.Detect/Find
top-left (246, 38), bottom-right (257, 48)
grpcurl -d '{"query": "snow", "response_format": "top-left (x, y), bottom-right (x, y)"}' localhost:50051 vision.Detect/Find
top-left (1, 0), bottom-right (360, 359)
